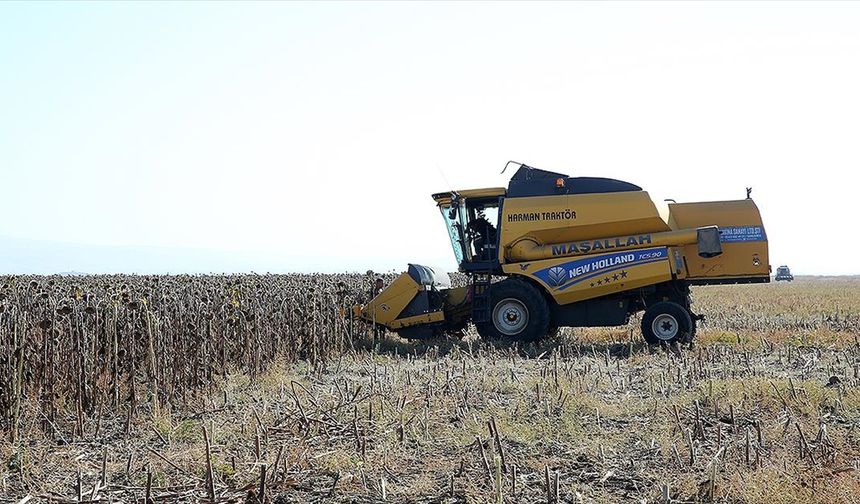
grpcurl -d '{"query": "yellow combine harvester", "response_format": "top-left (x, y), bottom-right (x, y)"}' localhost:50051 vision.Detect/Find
top-left (353, 163), bottom-right (769, 345)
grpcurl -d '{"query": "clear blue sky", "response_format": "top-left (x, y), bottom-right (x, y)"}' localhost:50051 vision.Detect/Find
top-left (1, 2), bottom-right (857, 274)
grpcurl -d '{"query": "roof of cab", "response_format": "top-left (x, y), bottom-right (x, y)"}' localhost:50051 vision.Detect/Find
top-left (431, 187), bottom-right (506, 206)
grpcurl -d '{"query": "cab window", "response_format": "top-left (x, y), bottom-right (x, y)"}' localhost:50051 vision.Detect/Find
top-left (465, 199), bottom-right (499, 261)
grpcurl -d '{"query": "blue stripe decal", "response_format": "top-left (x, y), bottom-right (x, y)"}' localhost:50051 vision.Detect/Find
top-left (533, 247), bottom-right (669, 290)
top-left (719, 226), bottom-right (766, 243)
top-left (555, 257), bottom-right (668, 291)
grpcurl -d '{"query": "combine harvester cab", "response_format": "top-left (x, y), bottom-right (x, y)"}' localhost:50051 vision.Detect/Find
top-left (355, 163), bottom-right (770, 346)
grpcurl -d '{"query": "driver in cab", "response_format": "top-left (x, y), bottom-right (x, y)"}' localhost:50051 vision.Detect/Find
top-left (468, 210), bottom-right (497, 260)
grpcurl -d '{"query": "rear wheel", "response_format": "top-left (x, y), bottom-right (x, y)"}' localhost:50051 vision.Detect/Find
top-left (475, 279), bottom-right (550, 342)
top-left (641, 301), bottom-right (692, 345)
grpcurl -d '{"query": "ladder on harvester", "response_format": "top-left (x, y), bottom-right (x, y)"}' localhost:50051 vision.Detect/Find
top-left (471, 272), bottom-right (493, 324)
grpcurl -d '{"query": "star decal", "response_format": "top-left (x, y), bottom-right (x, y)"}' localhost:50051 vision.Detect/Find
top-left (620, 270), bottom-right (628, 278)
top-left (590, 282), bottom-right (595, 287)
top-left (596, 279), bottom-right (603, 286)
top-left (612, 273), bottom-right (619, 281)
top-left (604, 277), bottom-right (611, 284)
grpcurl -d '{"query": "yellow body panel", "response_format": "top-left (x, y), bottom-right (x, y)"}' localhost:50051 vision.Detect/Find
top-left (495, 191), bottom-right (768, 286)
top-left (504, 246), bottom-right (675, 305)
top-left (499, 191), bottom-right (670, 263)
top-left (667, 200), bottom-right (769, 280)
top-left (358, 272), bottom-right (421, 325)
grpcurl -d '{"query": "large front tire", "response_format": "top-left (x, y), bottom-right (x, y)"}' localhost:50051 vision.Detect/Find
top-left (641, 301), bottom-right (692, 345)
top-left (475, 279), bottom-right (551, 342)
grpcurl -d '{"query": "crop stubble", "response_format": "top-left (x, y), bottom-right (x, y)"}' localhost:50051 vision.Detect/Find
top-left (0, 275), bottom-right (859, 503)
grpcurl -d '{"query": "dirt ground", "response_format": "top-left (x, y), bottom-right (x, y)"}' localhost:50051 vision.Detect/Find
top-left (3, 277), bottom-right (860, 503)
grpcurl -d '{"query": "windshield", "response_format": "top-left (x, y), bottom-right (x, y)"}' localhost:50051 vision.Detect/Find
top-left (439, 204), bottom-right (469, 265)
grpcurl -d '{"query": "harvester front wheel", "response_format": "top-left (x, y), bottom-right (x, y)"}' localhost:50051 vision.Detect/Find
top-left (641, 302), bottom-right (692, 345)
top-left (476, 279), bottom-right (550, 342)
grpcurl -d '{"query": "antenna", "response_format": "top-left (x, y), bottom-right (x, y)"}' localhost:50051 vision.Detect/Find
top-left (501, 160), bottom-right (525, 174)
top-left (435, 162), bottom-right (454, 192)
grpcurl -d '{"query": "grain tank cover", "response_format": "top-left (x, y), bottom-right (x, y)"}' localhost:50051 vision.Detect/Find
top-left (507, 165), bottom-right (641, 198)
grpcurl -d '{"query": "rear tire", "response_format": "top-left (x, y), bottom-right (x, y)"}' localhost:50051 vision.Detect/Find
top-left (641, 301), bottom-right (692, 345)
top-left (475, 279), bottom-right (550, 342)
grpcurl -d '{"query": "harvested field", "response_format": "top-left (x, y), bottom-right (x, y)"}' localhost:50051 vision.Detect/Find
top-left (1, 275), bottom-right (860, 503)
